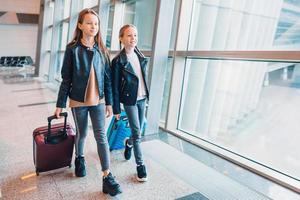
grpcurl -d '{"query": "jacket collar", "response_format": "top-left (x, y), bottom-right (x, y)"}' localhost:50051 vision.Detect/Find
top-left (119, 46), bottom-right (146, 65)
top-left (76, 40), bottom-right (100, 52)
top-left (75, 40), bottom-right (106, 65)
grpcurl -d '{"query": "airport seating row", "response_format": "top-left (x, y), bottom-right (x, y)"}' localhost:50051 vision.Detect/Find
top-left (0, 56), bottom-right (33, 67)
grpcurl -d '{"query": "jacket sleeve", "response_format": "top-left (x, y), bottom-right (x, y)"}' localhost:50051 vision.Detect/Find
top-left (104, 56), bottom-right (113, 105)
top-left (111, 57), bottom-right (121, 114)
top-left (56, 47), bottom-right (73, 108)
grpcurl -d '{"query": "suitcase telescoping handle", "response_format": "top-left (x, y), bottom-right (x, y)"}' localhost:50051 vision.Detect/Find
top-left (47, 112), bottom-right (68, 142)
top-left (47, 112), bottom-right (68, 122)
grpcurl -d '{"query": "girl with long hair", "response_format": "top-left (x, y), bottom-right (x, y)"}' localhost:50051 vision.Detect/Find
top-left (112, 24), bottom-right (149, 182)
top-left (54, 8), bottom-right (121, 196)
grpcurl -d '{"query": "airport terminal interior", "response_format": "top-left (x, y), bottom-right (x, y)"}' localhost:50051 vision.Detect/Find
top-left (1, 0), bottom-right (300, 199)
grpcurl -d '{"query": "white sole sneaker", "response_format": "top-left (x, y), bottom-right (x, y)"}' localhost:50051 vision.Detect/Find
top-left (136, 176), bottom-right (148, 182)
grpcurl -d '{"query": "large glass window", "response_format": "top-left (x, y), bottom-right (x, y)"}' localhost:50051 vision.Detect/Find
top-left (40, 0), bottom-right (55, 79)
top-left (123, 2), bottom-right (136, 25)
top-left (46, 0), bottom-right (55, 26)
top-left (169, 0), bottom-right (180, 50)
top-left (188, 0), bottom-right (300, 50)
top-left (55, 22), bottom-right (69, 81)
top-left (83, 0), bottom-right (98, 9)
top-left (178, 58), bottom-right (300, 180)
top-left (63, 0), bottom-right (71, 19)
top-left (55, 52), bottom-right (64, 81)
top-left (41, 52), bottom-right (51, 79)
top-left (123, 0), bottom-right (157, 50)
top-left (59, 22), bottom-right (69, 51)
top-left (160, 58), bottom-right (173, 123)
top-left (45, 27), bottom-right (53, 51)
top-left (44, 0), bottom-right (55, 51)
top-left (106, 5), bottom-right (114, 48)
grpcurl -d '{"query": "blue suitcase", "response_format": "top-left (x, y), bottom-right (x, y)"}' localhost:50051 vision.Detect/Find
top-left (107, 111), bottom-right (147, 151)
top-left (107, 111), bottom-right (131, 151)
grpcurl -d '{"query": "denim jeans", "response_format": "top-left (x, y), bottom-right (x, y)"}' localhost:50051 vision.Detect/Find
top-left (71, 103), bottom-right (110, 171)
top-left (123, 98), bottom-right (146, 166)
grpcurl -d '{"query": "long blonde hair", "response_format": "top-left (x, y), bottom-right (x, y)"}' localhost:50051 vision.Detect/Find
top-left (69, 8), bottom-right (109, 58)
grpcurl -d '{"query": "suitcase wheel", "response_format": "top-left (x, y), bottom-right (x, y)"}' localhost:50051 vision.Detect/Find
top-left (68, 164), bottom-right (72, 168)
top-left (36, 169), bottom-right (39, 176)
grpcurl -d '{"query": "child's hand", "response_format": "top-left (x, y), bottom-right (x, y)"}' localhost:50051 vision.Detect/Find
top-left (114, 114), bottom-right (120, 120)
top-left (54, 107), bottom-right (62, 118)
top-left (106, 105), bottom-right (113, 118)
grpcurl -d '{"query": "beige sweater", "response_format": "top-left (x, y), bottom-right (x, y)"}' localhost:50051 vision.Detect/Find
top-left (69, 64), bottom-right (104, 107)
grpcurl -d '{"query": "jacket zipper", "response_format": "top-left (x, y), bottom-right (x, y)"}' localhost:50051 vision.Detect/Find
top-left (121, 80), bottom-right (125, 92)
top-left (124, 67), bottom-right (137, 77)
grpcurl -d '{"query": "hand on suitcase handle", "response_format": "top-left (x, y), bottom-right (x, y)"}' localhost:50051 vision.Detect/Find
top-left (114, 114), bottom-right (120, 120)
top-left (47, 112), bottom-right (68, 143)
top-left (54, 107), bottom-right (63, 119)
top-left (49, 112), bottom-right (68, 122)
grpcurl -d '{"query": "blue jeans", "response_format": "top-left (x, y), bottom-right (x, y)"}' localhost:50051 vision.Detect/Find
top-left (71, 104), bottom-right (110, 171)
top-left (123, 98), bottom-right (146, 166)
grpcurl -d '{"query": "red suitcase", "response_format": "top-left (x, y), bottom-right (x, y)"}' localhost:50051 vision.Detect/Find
top-left (33, 112), bottom-right (75, 175)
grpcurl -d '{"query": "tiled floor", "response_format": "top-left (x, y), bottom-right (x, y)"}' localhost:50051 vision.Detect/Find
top-left (0, 69), bottom-right (300, 200)
top-left (0, 73), bottom-right (196, 200)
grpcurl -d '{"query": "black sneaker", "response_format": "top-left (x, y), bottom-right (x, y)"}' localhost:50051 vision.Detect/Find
top-left (124, 138), bottom-right (133, 160)
top-left (75, 156), bottom-right (86, 177)
top-left (136, 164), bottom-right (147, 182)
top-left (102, 172), bottom-right (122, 196)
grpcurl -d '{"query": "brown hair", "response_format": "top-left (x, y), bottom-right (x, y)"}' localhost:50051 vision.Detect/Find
top-left (118, 24), bottom-right (137, 49)
top-left (69, 8), bottom-right (109, 58)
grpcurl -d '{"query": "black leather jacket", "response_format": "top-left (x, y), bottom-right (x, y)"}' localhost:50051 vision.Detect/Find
top-left (111, 47), bottom-right (149, 114)
top-left (56, 41), bottom-right (113, 108)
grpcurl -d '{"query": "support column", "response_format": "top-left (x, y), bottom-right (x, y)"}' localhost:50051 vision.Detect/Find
top-left (146, 0), bottom-right (176, 135)
top-left (35, 0), bottom-right (45, 76)
top-left (165, 0), bottom-right (193, 131)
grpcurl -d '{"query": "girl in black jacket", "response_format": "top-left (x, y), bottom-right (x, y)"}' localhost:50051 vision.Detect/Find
top-left (111, 24), bottom-right (149, 182)
top-left (54, 8), bottom-right (121, 196)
